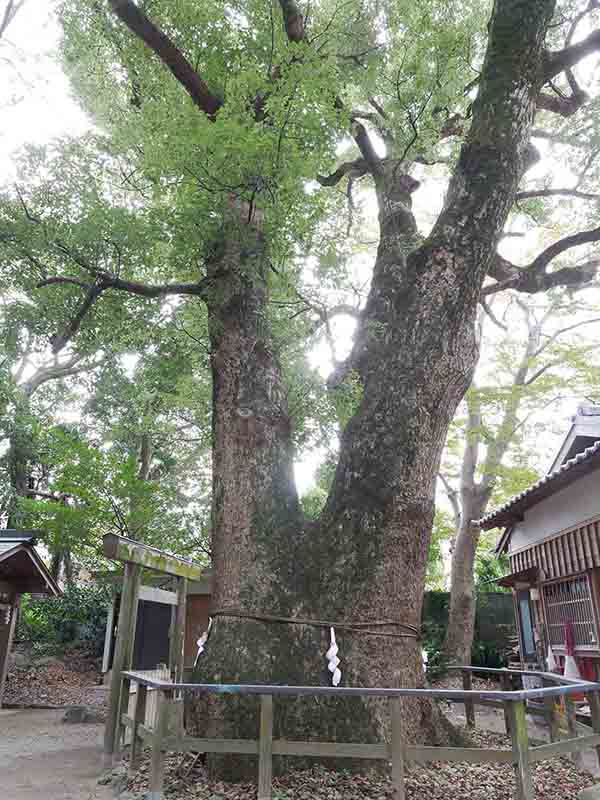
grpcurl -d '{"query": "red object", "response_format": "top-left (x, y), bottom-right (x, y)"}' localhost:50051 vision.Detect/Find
top-left (565, 623), bottom-right (576, 656)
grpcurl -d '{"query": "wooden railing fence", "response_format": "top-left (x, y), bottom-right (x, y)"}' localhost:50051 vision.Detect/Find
top-left (114, 667), bottom-right (600, 800)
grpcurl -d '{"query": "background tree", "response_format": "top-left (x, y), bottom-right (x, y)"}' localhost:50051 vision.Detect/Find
top-left (441, 293), bottom-right (600, 664)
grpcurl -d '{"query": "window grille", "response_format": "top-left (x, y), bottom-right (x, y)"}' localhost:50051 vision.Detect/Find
top-left (543, 575), bottom-right (598, 648)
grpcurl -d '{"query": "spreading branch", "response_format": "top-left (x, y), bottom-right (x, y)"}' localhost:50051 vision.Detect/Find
top-left (316, 158), bottom-right (369, 187)
top-left (484, 226), bottom-right (600, 296)
top-left (537, 87), bottom-right (588, 117)
top-left (515, 187), bottom-right (600, 202)
top-left (39, 271), bottom-right (216, 353)
top-left (545, 27), bottom-right (600, 81)
top-left (19, 353), bottom-right (105, 397)
top-left (108, 0), bottom-right (222, 119)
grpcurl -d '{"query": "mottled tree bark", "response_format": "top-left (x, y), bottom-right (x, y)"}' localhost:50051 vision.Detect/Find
top-left (189, 0), bottom-right (558, 771)
top-left (5, 395), bottom-right (33, 529)
top-left (445, 491), bottom-right (489, 665)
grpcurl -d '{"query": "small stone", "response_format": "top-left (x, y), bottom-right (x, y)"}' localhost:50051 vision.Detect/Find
top-left (62, 704), bottom-right (104, 724)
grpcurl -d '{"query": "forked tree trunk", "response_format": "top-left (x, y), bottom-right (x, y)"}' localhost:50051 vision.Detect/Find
top-left (189, 0), bottom-right (554, 778)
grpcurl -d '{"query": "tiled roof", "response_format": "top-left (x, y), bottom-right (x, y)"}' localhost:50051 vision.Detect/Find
top-left (479, 439), bottom-right (600, 531)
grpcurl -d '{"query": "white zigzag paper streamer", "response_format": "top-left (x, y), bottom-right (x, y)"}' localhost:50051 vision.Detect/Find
top-left (326, 626), bottom-right (341, 686)
top-left (194, 617), bottom-right (213, 667)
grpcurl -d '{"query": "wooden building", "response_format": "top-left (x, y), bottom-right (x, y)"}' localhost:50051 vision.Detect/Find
top-left (480, 406), bottom-right (600, 679)
top-left (0, 529), bottom-right (61, 706)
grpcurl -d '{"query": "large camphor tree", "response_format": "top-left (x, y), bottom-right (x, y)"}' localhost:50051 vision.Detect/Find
top-left (3, 0), bottom-right (600, 766)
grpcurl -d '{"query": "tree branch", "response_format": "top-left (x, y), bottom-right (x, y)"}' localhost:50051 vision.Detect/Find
top-left (316, 158), bottom-right (369, 187)
top-left (515, 187), bottom-right (600, 202)
top-left (537, 88), bottom-right (588, 117)
top-left (0, 0), bottom-right (25, 40)
top-left (108, 0), bottom-right (222, 119)
top-left (545, 27), bottom-right (600, 81)
top-left (484, 226), bottom-right (600, 296)
top-left (530, 225), bottom-right (600, 273)
top-left (40, 271), bottom-right (216, 353)
top-left (438, 472), bottom-right (461, 529)
top-left (532, 316), bottom-right (600, 358)
top-left (20, 353), bottom-right (106, 397)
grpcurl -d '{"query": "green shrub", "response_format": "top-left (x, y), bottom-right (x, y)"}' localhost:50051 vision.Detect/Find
top-left (17, 582), bottom-right (111, 658)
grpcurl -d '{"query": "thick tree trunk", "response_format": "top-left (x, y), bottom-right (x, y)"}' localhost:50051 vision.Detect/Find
top-left (444, 490), bottom-right (489, 665)
top-left (6, 396), bottom-right (33, 529)
top-left (189, 208), bottom-right (315, 774)
top-left (189, 0), bottom-right (555, 778)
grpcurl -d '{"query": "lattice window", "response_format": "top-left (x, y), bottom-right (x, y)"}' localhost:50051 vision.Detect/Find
top-left (543, 575), bottom-right (598, 648)
top-left (0, 604), bottom-right (12, 626)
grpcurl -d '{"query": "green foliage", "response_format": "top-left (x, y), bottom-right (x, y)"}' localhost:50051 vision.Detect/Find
top-left (331, 370), bottom-right (364, 430)
top-left (427, 509), bottom-right (454, 590)
top-left (17, 582), bottom-right (111, 657)
top-left (422, 590), bottom-right (515, 676)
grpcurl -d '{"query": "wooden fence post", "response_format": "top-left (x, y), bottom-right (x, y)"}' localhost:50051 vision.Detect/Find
top-left (169, 577), bottom-right (187, 742)
top-left (149, 689), bottom-right (170, 800)
top-left (501, 672), bottom-right (512, 735)
top-left (129, 682), bottom-right (148, 774)
top-left (462, 670), bottom-right (475, 728)
top-left (103, 562), bottom-right (141, 766)
top-left (564, 695), bottom-right (582, 768)
top-left (543, 691), bottom-right (560, 743)
top-left (390, 697), bottom-right (405, 800)
top-left (508, 699), bottom-right (533, 800)
top-left (587, 689), bottom-right (600, 769)
top-left (258, 694), bottom-right (274, 800)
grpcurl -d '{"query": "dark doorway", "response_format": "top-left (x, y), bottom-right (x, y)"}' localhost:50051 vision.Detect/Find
top-left (132, 600), bottom-right (172, 670)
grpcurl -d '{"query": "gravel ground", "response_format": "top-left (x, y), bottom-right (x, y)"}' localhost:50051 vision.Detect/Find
top-left (0, 708), bottom-right (111, 800)
top-left (123, 725), bottom-right (596, 800)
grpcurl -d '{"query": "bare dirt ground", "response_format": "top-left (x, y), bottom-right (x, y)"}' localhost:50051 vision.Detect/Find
top-left (0, 708), bottom-right (111, 800)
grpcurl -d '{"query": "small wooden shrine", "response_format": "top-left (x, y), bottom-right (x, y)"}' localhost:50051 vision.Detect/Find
top-left (0, 529), bottom-right (61, 706)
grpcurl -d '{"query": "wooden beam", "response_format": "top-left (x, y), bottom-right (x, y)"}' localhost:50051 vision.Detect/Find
top-left (103, 534), bottom-right (204, 580)
top-left (258, 695), bottom-right (273, 800)
top-left (587, 690), bottom-right (600, 769)
top-left (139, 586), bottom-right (178, 605)
top-left (405, 745), bottom-right (513, 764)
top-left (104, 562), bottom-right (141, 765)
top-left (149, 689), bottom-right (171, 800)
top-left (390, 698), bottom-right (405, 800)
top-left (129, 684), bottom-right (148, 774)
top-left (543, 695), bottom-right (560, 742)
top-left (529, 733), bottom-right (600, 762)
top-left (462, 670), bottom-right (476, 728)
top-left (565, 695), bottom-right (582, 768)
top-left (169, 577), bottom-right (187, 683)
top-left (501, 672), bottom-right (512, 734)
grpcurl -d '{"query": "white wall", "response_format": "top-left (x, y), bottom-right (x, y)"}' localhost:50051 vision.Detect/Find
top-left (509, 465), bottom-right (600, 552)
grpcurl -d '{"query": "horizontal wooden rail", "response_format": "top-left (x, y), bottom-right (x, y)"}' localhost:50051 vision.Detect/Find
top-left (529, 733), bottom-right (600, 763)
top-left (122, 670), bottom-right (600, 702)
top-left (119, 669), bottom-right (600, 800)
top-left (448, 665), bottom-right (586, 687)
